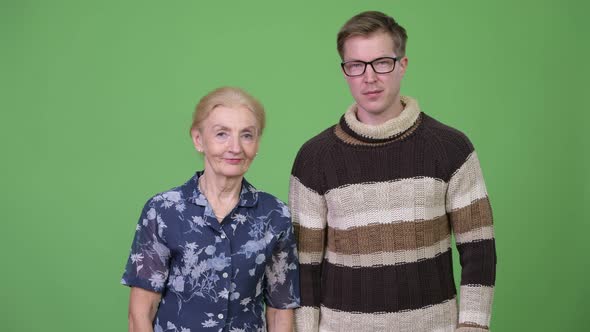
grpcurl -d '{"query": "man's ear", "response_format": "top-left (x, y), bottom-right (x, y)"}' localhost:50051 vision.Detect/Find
top-left (399, 56), bottom-right (409, 75)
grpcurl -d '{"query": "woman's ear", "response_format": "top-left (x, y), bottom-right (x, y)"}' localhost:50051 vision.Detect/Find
top-left (191, 128), bottom-right (203, 152)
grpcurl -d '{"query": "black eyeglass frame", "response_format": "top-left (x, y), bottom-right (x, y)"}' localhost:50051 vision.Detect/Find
top-left (340, 56), bottom-right (402, 77)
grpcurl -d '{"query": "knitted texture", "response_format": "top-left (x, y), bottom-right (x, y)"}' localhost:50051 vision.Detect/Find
top-left (290, 96), bottom-right (496, 332)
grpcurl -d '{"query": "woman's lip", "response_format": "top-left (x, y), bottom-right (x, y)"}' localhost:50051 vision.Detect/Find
top-left (224, 158), bottom-right (243, 164)
top-left (363, 90), bottom-right (383, 95)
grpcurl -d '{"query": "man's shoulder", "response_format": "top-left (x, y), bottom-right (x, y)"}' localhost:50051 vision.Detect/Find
top-left (290, 125), bottom-right (337, 186)
top-left (295, 125), bottom-right (337, 158)
top-left (420, 113), bottom-right (474, 153)
top-left (419, 114), bottom-right (479, 178)
top-left (300, 126), bottom-right (336, 148)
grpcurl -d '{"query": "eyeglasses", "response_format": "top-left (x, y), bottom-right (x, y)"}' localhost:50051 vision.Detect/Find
top-left (341, 56), bottom-right (401, 77)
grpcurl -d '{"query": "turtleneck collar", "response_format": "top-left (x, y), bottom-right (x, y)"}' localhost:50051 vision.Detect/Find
top-left (338, 96), bottom-right (421, 144)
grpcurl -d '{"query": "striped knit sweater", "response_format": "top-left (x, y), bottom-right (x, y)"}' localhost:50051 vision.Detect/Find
top-left (289, 96), bottom-right (496, 332)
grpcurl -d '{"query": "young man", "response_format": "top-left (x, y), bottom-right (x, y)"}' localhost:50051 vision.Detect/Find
top-left (290, 11), bottom-right (496, 332)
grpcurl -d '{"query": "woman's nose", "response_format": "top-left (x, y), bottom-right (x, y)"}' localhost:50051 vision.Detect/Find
top-left (228, 136), bottom-right (242, 153)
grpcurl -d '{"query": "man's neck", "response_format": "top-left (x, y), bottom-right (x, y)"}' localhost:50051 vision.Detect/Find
top-left (356, 100), bottom-right (404, 126)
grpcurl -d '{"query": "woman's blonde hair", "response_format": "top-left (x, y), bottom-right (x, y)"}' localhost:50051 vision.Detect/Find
top-left (190, 86), bottom-right (266, 136)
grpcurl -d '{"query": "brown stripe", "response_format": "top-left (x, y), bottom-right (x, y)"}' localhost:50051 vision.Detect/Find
top-left (292, 114), bottom-right (476, 195)
top-left (450, 197), bottom-right (493, 234)
top-left (457, 239), bottom-right (496, 286)
top-left (334, 124), bottom-right (377, 146)
top-left (327, 215), bottom-right (451, 254)
top-left (299, 263), bottom-right (322, 307)
top-left (295, 224), bottom-right (325, 253)
top-left (322, 251), bottom-right (457, 313)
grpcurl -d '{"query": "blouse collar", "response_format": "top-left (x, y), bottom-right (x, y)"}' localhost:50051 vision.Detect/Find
top-left (185, 171), bottom-right (259, 208)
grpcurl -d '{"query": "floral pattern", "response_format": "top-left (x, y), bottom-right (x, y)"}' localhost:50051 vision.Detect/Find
top-left (122, 172), bottom-right (300, 331)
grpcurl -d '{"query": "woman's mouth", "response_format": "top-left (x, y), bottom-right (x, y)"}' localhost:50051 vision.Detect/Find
top-left (224, 158), bottom-right (243, 165)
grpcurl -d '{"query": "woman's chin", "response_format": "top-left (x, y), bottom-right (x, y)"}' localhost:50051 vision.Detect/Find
top-left (211, 166), bottom-right (249, 179)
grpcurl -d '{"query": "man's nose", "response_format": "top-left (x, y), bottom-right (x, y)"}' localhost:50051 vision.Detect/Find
top-left (363, 64), bottom-right (378, 82)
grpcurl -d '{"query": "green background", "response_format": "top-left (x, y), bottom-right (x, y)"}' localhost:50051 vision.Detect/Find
top-left (1, 0), bottom-right (588, 331)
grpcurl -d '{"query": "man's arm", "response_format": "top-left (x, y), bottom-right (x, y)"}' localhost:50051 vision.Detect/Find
top-left (290, 150), bottom-right (328, 332)
top-left (266, 307), bottom-right (294, 332)
top-left (128, 287), bottom-right (161, 332)
top-left (446, 151), bottom-right (497, 331)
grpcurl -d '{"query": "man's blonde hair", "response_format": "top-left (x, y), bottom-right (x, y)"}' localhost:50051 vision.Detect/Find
top-left (337, 11), bottom-right (408, 59)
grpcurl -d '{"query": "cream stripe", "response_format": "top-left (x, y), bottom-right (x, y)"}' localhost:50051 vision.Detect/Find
top-left (454, 226), bottom-right (494, 245)
top-left (294, 306), bottom-right (319, 331)
top-left (325, 238), bottom-right (451, 267)
top-left (319, 299), bottom-right (458, 332)
top-left (446, 152), bottom-right (489, 212)
top-left (459, 285), bottom-right (494, 327)
top-left (324, 177), bottom-right (448, 230)
top-left (290, 176), bottom-right (328, 230)
top-left (298, 251), bottom-right (324, 265)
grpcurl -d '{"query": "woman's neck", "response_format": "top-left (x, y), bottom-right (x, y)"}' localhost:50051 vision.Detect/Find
top-left (199, 172), bottom-right (242, 222)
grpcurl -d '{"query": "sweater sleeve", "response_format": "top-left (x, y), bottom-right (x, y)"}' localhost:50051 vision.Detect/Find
top-left (446, 151), bottom-right (496, 331)
top-left (289, 144), bottom-right (328, 332)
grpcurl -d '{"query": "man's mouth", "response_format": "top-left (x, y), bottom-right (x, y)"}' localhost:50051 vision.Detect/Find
top-left (363, 90), bottom-right (383, 97)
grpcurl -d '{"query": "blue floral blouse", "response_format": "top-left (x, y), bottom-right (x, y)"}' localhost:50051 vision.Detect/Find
top-left (121, 172), bottom-right (300, 332)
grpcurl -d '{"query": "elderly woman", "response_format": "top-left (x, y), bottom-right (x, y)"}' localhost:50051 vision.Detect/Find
top-left (121, 87), bottom-right (300, 332)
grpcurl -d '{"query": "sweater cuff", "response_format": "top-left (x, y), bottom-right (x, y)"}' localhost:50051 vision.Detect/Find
top-left (456, 328), bottom-right (489, 332)
top-left (458, 285), bottom-right (494, 327)
top-left (294, 306), bottom-right (319, 332)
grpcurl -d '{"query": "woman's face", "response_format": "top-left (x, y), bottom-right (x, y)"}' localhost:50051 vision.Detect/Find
top-left (192, 105), bottom-right (260, 181)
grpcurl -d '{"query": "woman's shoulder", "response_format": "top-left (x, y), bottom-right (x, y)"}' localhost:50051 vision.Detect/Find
top-left (141, 175), bottom-right (198, 214)
top-left (248, 188), bottom-right (291, 221)
top-left (256, 190), bottom-right (287, 207)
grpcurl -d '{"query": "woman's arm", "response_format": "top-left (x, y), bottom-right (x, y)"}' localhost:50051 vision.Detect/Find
top-left (128, 287), bottom-right (161, 332)
top-left (266, 307), bottom-right (294, 332)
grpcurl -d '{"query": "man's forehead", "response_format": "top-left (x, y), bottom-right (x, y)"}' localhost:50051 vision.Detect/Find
top-left (342, 33), bottom-right (396, 60)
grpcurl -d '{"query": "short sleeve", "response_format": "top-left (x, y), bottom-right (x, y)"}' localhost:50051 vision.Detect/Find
top-left (121, 201), bottom-right (171, 293)
top-left (264, 203), bottom-right (301, 309)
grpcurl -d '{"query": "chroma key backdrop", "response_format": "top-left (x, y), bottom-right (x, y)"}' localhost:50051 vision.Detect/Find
top-left (1, 0), bottom-right (587, 331)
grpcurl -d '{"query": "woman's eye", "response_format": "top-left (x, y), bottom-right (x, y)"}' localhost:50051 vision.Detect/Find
top-left (216, 132), bottom-right (228, 138)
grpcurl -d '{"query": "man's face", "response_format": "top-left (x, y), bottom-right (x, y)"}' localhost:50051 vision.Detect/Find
top-left (342, 31), bottom-right (407, 121)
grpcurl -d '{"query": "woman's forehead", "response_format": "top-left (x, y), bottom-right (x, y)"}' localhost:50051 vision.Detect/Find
top-left (204, 105), bottom-right (259, 128)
